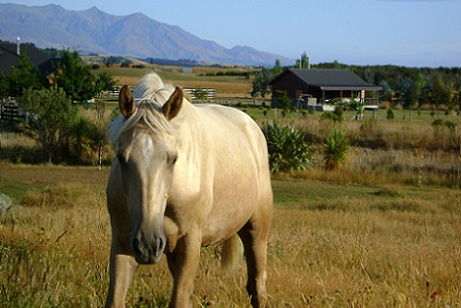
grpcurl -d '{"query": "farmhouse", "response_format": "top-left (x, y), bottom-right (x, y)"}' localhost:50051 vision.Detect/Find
top-left (269, 68), bottom-right (382, 110)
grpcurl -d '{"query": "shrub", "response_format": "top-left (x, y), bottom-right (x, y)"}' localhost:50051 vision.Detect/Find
top-left (321, 111), bottom-right (343, 122)
top-left (323, 128), bottom-right (350, 171)
top-left (262, 123), bottom-right (312, 173)
top-left (18, 87), bottom-right (76, 163)
top-left (69, 115), bottom-right (107, 164)
top-left (387, 108), bottom-right (395, 120)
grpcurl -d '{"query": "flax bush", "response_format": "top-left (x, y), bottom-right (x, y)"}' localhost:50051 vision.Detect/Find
top-left (323, 128), bottom-right (350, 170)
top-left (262, 122), bottom-right (312, 173)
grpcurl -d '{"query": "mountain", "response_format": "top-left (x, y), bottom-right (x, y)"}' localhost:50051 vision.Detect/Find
top-left (0, 4), bottom-right (294, 66)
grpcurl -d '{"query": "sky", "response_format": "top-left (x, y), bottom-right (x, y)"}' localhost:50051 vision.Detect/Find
top-left (1, 0), bottom-right (460, 68)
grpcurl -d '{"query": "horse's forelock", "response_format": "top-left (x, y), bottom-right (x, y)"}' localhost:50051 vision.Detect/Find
top-left (109, 100), bottom-right (173, 148)
top-left (108, 73), bottom-right (179, 148)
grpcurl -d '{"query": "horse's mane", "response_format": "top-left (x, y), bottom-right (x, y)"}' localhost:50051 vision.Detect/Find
top-left (108, 73), bottom-right (177, 147)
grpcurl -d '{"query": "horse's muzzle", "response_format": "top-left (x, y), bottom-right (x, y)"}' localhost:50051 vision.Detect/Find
top-left (132, 233), bottom-right (167, 264)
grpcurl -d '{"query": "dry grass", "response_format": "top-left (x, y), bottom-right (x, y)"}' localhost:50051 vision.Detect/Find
top-left (1, 165), bottom-right (460, 307)
top-left (95, 65), bottom-right (252, 98)
top-left (2, 67), bottom-right (461, 305)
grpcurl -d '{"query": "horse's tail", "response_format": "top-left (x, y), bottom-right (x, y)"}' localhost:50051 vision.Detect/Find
top-left (221, 234), bottom-right (244, 274)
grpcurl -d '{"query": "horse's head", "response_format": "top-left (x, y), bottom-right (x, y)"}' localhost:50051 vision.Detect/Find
top-left (115, 84), bottom-right (182, 264)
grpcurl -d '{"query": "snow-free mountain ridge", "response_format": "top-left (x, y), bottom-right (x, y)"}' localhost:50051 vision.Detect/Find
top-left (0, 3), bottom-right (294, 66)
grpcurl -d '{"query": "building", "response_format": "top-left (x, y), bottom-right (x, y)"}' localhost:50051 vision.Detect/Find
top-left (269, 68), bottom-right (382, 110)
top-left (0, 40), bottom-right (55, 75)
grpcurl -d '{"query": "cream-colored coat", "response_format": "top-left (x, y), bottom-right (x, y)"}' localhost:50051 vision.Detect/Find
top-left (105, 73), bottom-right (273, 308)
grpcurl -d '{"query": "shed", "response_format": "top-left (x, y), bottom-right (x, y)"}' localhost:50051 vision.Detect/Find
top-left (269, 68), bottom-right (382, 109)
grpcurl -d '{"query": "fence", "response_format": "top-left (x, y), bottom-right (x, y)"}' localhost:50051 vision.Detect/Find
top-left (1, 102), bottom-right (23, 121)
top-left (107, 87), bottom-right (217, 100)
top-left (183, 88), bottom-right (216, 100)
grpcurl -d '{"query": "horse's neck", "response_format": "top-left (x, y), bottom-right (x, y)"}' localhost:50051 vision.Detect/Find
top-left (175, 101), bottom-right (212, 160)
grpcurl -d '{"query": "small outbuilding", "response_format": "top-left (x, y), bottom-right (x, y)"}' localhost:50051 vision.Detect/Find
top-left (269, 68), bottom-right (382, 110)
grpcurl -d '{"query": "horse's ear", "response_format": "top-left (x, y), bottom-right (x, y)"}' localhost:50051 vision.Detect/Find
top-left (163, 87), bottom-right (183, 120)
top-left (119, 85), bottom-right (135, 118)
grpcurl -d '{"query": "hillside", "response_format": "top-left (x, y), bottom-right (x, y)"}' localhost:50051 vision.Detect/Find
top-left (0, 3), bottom-right (294, 66)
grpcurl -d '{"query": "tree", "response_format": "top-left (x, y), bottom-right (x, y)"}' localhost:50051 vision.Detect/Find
top-left (18, 87), bottom-right (76, 163)
top-left (349, 98), bottom-right (365, 120)
top-left (51, 50), bottom-right (98, 102)
top-left (272, 59), bottom-right (283, 78)
top-left (431, 74), bottom-right (450, 117)
top-left (8, 50), bottom-right (45, 97)
top-left (378, 80), bottom-right (394, 103)
top-left (275, 90), bottom-right (291, 111)
top-left (251, 68), bottom-right (271, 104)
top-left (0, 72), bottom-right (9, 99)
top-left (95, 71), bottom-right (117, 95)
top-left (295, 52), bottom-right (309, 69)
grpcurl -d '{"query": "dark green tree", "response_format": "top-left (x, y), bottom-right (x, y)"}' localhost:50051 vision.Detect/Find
top-left (51, 50), bottom-right (98, 102)
top-left (295, 52), bottom-right (309, 69)
top-left (275, 90), bottom-right (291, 111)
top-left (8, 50), bottom-right (45, 97)
top-left (0, 72), bottom-right (9, 98)
top-left (18, 87), bottom-right (76, 163)
top-left (272, 59), bottom-right (283, 78)
top-left (431, 74), bottom-right (450, 116)
top-left (251, 68), bottom-right (271, 103)
top-left (95, 70), bottom-right (117, 96)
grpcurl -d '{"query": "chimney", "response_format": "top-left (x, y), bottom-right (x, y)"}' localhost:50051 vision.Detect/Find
top-left (16, 37), bottom-right (20, 55)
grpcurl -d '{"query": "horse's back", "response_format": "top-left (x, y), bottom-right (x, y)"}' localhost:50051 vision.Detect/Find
top-left (184, 104), bottom-right (272, 244)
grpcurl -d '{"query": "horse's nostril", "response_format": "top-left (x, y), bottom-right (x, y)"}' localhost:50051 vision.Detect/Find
top-left (156, 236), bottom-right (166, 255)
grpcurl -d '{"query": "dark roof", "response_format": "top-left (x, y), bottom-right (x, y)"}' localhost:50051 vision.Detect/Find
top-left (0, 42), bottom-right (54, 74)
top-left (271, 69), bottom-right (382, 91)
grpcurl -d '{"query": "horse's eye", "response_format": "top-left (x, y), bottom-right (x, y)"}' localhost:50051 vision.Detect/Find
top-left (168, 154), bottom-right (178, 166)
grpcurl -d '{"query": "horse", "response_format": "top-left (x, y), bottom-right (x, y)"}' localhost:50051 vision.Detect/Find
top-left (105, 73), bottom-right (273, 308)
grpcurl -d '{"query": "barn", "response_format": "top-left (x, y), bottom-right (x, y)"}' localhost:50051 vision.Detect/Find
top-left (269, 68), bottom-right (382, 110)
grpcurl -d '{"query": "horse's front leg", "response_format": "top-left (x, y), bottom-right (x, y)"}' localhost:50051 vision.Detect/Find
top-left (105, 233), bottom-right (139, 308)
top-left (166, 232), bottom-right (201, 308)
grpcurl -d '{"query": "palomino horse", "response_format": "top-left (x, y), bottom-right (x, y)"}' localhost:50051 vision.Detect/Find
top-left (105, 73), bottom-right (273, 308)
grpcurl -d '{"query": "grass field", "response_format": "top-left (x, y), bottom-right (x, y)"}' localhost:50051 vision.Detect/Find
top-left (0, 164), bottom-right (460, 307)
top-left (1, 64), bottom-right (461, 307)
top-left (96, 65), bottom-right (253, 98)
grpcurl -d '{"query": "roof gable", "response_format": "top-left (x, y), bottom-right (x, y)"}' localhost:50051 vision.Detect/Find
top-left (270, 68), bottom-right (381, 91)
top-left (290, 69), bottom-right (370, 87)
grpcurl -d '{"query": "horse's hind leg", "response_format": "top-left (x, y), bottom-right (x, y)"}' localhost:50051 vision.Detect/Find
top-left (239, 209), bottom-right (272, 308)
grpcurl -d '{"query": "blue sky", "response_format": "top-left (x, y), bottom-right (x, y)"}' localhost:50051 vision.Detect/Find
top-left (2, 0), bottom-right (460, 67)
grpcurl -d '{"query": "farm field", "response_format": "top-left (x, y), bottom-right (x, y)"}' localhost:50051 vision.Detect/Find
top-left (0, 164), bottom-right (460, 307)
top-left (1, 64), bottom-right (461, 307)
top-left (94, 63), bottom-right (254, 98)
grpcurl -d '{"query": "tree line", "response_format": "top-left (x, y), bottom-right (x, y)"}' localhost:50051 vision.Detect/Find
top-left (252, 52), bottom-right (461, 112)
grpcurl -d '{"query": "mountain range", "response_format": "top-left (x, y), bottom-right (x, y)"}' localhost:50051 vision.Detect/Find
top-left (0, 3), bottom-right (294, 66)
